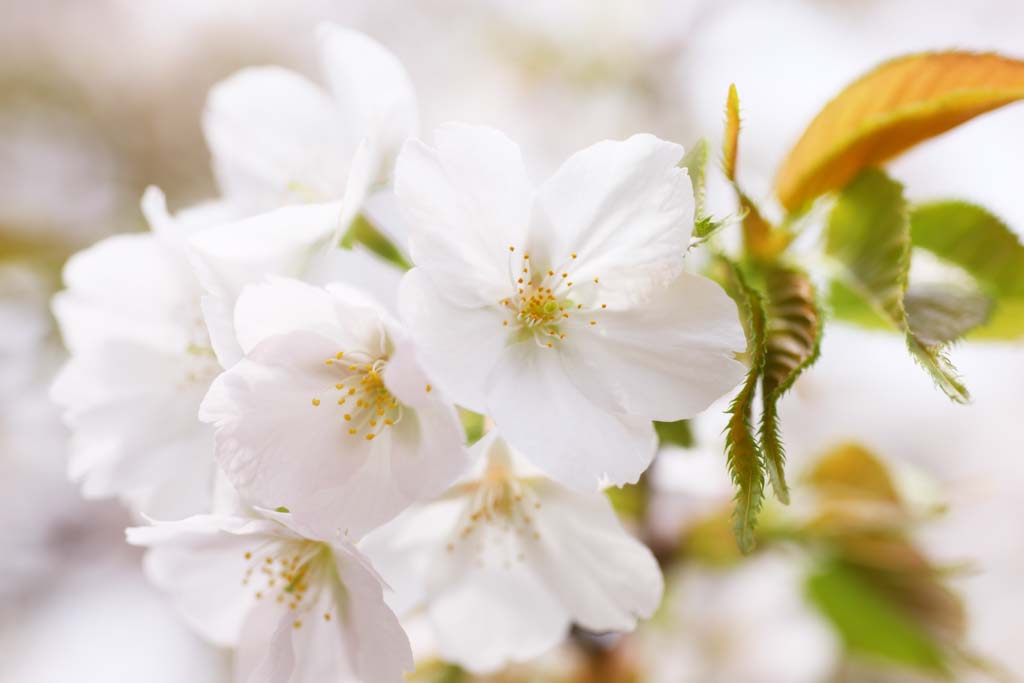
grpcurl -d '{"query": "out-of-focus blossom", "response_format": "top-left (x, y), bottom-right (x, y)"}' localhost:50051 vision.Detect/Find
top-left (203, 23), bottom-right (416, 215)
top-left (362, 430), bottom-right (663, 673)
top-left (199, 277), bottom-right (466, 539)
top-left (397, 125), bottom-right (745, 490)
top-left (127, 509), bottom-right (413, 683)
top-left (49, 188), bottom-right (230, 519)
top-left (637, 553), bottom-right (840, 683)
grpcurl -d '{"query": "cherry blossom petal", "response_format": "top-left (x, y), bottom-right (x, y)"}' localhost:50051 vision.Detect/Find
top-left (427, 546), bottom-right (569, 673)
top-left (203, 67), bottom-right (352, 209)
top-left (485, 343), bottom-right (657, 490)
top-left (188, 202), bottom-right (342, 366)
top-left (318, 24), bottom-right (418, 183)
top-left (532, 134), bottom-right (692, 306)
top-left (525, 480), bottom-right (663, 632)
top-left (395, 124), bottom-right (533, 306)
top-left (126, 515), bottom-right (288, 647)
top-left (232, 277), bottom-right (385, 358)
top-left (398, 267), bottom-right (508, 412)
top-left (199, 331), bottom-right (375, 513)
top-left (564, 272), bottom-right (746, 421)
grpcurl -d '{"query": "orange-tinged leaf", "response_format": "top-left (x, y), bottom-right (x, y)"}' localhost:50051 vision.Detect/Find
top-left (776, 52), bottom-right (1024, 211)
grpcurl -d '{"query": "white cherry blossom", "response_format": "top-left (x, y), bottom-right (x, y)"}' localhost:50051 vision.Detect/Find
top-left (50, 188), bottom-right (236, 518)
top-left (127, 510), bottom-right (412, 683)
top-left (204, 23), bottom-right (417, 215)
top-left (360, 430), bottom-right (663, 673)
top-left (395, 125), bottom-right (746, 490)
top-left (199, 277), bottom-right (467, 539)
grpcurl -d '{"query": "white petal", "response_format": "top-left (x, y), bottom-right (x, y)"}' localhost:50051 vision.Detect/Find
top-left (395, 124), bottom-right (533, 306)
top-left (564, 272), bottom-right (747, 421)
top-left (126, 515), bottom-right (288, 647)
top-left (303, 243), bottom-right (404, 316)
top-left (290, 407), bottom-right (463, 541)
top-left (54, 233), bottom-right (197, 354)
top-left (51, 341), bottom-right (215, 518)
top-left (188, 201), bottom-right (342, 366)
top-left (331, 544), bottom-right (415, 683)
top-left (232, 277), bottom-right (384, 357)
top-left (203, 67), bottom-right (352, 209)
top-left (235, 599), bottom-right (296, 683)
top-left (485, 343), bottom-right (657, 490)
top-left (532, 134), bottom-right (692, 306)
top-left (199, 331), bottom-right (374, 516)
top-left (359, 499), bottom-right (467, 616)
top-left (525, 480), bottom-right (664, 632)
top-left (428, 558), bottom-right (570, 673)
top-left (317, 24), bottom-right (418, 182)
top-left (398, 268), bottom-right (508, 412)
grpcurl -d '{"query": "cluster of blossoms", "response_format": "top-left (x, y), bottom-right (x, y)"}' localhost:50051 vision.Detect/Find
top-left (51, 24), bottom-right (746, 682)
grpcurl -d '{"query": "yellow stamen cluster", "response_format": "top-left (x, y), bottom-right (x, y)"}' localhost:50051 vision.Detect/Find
top-left (311, 351), bottom-right (401, 440)
top-left (447, 455), bottom-right (543, 566)
top-left (500, 246), bottom-right (606, 348)
top-left (240, 541), bottom-right (333, 629)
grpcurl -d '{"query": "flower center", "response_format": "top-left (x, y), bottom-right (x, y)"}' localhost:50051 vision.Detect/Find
top-left (500, 246), bottom-right (605, 348)
top-left (240, 540), bottom-right (335, 628)
top-left (312, 351), bottom-right (402, 441)
top-left (446, 455), bottom-right (543, 562)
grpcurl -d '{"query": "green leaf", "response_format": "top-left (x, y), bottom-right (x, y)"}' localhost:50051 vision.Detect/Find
top-left (825, 169), bottom-right (968, 402)
top-left (458, 408), bottom-right (486, 445)
top-left (340, 213), bottom-right (412, 271)
top-left (911, 201), bottom-right (1024, 296)
top-left (720, 260), bottom-right (767, 553)
top-left (654, 419), bottom-right (694, 448)
top-left (759, 265), bottom-right (821, 505)
top-left (807, 560), bottom-right (949, 674)
top-left (911, 201), bottom-right (1024, 340)
top-left (681, 138), bottom-right (709, 222)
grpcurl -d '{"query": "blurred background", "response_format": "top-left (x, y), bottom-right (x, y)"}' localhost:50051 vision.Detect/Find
top-left (1, 1), bottom-right (1022, 681)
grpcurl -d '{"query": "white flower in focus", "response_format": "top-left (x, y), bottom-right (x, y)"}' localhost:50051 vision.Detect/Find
top-left (199, 277), bottom-right (467, 538)
top-left (360, 430), bottom-right (663, 673)
top-left (396, 125), bottom-right (746, 490)
top-left (204, 23), bottom-right (417, 215)
top-left (50, 188), bottom-right (237, 518)
top-left (188, 201), bottom-right (404, 369)
top-left (639, 554), bottom-right (839, 683)
top-left (127, 510), bottom-right (412, 683)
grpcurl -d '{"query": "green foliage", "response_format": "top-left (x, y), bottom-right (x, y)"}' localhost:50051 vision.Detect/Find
top-left (458, 408), bottom-right (486, 445)
top-left (912, 201), bottom-right (1024, 339)
top-left (825, 169), bottom-right (968, 403)
top-left (911, 201), bottom-right (1024, 296)
top-left (721, 260), bottom-right (767, 553)
top-left (654, 419), bottom-right (694, 448)
top-left (807, 560), bottom-right (949, 674)
top-left (341, 213), bottom-right (412, 271)
top-left (759, 265), bottom-right (821, 505)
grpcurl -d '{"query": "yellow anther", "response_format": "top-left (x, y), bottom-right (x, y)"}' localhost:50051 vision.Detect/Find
top-left (344, 414), bottom-right (352, 421)
top-left (509, 245), bottom-right (515, 252)
top-left (311, 398), bottom-right (320, 406)
top-left (425, 384), bottom-right (432, 392)
top-left (336, 352), bottom-right (344, 359)
top-left (325, 359), bottom-right (333, 365)
top-left (365, 434), bottom-right (376, 441)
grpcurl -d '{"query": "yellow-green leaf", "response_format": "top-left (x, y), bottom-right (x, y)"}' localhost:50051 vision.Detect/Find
top-left (776, 52), bottom-right (1024, 211)
top-left (825, 169), bottom-right (969, 403)
top-left (720, 259), bottom-right (766, 553)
